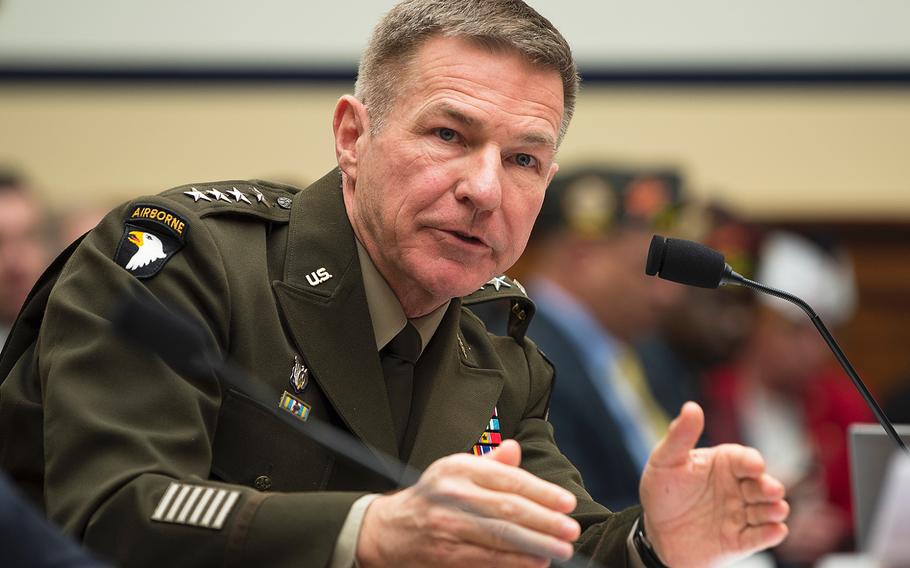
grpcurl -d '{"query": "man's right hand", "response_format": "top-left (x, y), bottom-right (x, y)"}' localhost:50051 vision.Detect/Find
top-left (355, 440), bottom-right (581, 567)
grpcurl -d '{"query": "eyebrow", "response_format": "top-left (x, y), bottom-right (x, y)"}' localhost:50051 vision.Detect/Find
top-left (424, 102), bottom-right (557, 151)
top-left (436, 103), bottom-right (476, 128)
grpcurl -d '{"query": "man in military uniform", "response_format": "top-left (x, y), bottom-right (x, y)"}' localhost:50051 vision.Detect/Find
top-left (0, 1), bottom-right (789, 567)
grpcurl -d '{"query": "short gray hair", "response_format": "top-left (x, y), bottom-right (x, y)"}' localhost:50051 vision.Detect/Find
top-left (354, 0), bottom-right (579, 146)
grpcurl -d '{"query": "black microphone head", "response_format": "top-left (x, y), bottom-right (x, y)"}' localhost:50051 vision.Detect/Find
top-left (645, 234), bottom-right (728, 288)
top-left (645, 235), bottom-right (668, 276)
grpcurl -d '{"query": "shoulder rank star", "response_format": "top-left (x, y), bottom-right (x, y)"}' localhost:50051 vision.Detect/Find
top-left (251, 187), bottom-right (270, 207)
top-left (484, 275), bottom-right (511, 291)
top-left (228, 187), bottom-right (252, 204)
top-left (206, 188), bottom-right (232, 203)
top-left (184, 187), bottom-right (212, 202)
top-left (289, 355), bottom-right (308, 393)
top-left (512, 279), bottom-right (527, 295)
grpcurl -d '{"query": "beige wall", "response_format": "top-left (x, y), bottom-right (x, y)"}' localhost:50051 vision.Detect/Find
top-left (2, 84), bottom-right (909, 219)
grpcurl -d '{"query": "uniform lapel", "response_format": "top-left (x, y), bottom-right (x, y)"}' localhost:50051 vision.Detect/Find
top-left (272, 169), bottom-right (398, 460)
top-left (406, 302), bottom-right (506, 471)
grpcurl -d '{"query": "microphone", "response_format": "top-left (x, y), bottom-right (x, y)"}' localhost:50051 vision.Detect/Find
top-left (645, 234), bottom-right (729, 288)
top-left (646, 234), bottom-right (909, 456)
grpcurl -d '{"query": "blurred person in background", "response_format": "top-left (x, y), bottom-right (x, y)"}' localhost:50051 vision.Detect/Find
top-left (515, 166), bottom-right (686, 510)
top-left (58, 201), bottom-right (120, 250)
top-left (704, 231), bottom-right (871, 567)
top-left (638, 203), bottom-right (763, 438)
top-left (0, 170), bottom-right (52, 346)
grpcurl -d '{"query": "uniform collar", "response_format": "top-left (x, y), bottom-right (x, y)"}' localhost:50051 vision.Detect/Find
top-left (355, 240), bottom-right (448, 355)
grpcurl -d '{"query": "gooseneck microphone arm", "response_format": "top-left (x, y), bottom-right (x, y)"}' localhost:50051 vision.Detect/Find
top-left (722, 266), bottom-right (908, 455)
top-left (647, 235), bottom-right (909, 456)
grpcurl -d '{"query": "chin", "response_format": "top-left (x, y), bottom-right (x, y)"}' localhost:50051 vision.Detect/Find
top-left (428, 277), bottom-right (485, 301)
top-left (417, 264), bottom-right (491, 300)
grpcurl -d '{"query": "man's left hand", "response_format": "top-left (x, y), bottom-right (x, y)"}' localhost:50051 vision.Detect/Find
top-left (639, 402), bottom-right (790, 567)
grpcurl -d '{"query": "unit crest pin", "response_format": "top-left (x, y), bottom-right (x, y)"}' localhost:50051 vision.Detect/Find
top-left (289, 355), bottom-right (309, 393)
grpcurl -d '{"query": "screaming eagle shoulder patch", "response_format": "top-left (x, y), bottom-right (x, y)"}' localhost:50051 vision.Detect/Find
top-left (114, 204), bottom-right (188, 278)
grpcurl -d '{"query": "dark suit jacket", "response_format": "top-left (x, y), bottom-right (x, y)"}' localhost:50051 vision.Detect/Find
top-left (526, 305), bottom-right (644, 512)
top-left (0, 470), bottom-right (110, 568)
top-left (0, 169), bottom-right (639, 567)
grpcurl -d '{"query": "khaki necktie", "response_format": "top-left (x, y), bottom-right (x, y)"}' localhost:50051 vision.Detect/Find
top-left (380, 322), bottom-right (422, 457)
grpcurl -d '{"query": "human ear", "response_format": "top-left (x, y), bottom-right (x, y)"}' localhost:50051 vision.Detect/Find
top-left (333, 95), bottom-right (370, 178)
top-left (545, 162), bottom-right (560, 187)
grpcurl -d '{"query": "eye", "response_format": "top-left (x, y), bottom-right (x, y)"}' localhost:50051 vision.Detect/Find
top-left (436, 127), bottom-right (457, 142)
top-left (514, 153), bottom-right (537, 168)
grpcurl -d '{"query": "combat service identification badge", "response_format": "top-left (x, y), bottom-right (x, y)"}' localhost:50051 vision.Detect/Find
top-left (289, 355), bottom-right (309, 393)
top-left (114, 204), bottom-right (188, 279)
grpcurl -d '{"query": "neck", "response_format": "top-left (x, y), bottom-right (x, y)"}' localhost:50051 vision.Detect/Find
top-left (388, 278), bottom-right (448, 318)
top-left (341, 174), bottom-right (448, 319)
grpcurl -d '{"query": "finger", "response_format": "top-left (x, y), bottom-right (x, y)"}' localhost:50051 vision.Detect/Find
top-left (745, 501), bottom-right (790, 525)
top-left (738, 522), bottom-right (789, 553)
top-left (648, 401), bottom-right (704, 468)
top-left (425, 502), bottom-right (572, 562)
top-left (740, 474), bottom-right (786, 503)
top-left (469, 512), bottom-right (575, 561)
top-left (453, 454), bottom-right (576, 514)
top-left (726, 445), bottom-right (766, 479)
top-left (485, 439), bottom-right (522, 468)
top-left (461, 485), bottom-right (581, 541)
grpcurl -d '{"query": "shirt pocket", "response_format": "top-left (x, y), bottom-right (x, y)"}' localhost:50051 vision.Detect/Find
top-left (211, 388), bottom-right (334, 492)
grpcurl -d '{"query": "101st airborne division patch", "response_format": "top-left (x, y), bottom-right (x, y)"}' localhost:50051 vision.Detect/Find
top-left (114, 204), bottom-right (188, 279)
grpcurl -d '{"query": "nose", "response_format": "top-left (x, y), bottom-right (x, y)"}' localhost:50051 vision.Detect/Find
top-left (454, 146), bottom-right (502, 212)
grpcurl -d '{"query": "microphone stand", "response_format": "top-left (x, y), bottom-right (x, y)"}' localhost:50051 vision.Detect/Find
top-left (721, 267), bottom-right (909, 455)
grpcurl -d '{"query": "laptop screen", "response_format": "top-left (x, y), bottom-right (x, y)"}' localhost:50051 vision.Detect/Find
top-left (847, 423), bottom-right (910, 549)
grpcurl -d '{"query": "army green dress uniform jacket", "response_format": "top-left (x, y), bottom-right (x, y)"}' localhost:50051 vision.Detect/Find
top-left (0, 169), bottom-right (640, 567)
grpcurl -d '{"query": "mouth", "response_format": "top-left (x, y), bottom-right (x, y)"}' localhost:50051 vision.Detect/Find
top-left (437, 227), bottom-right (490, 250)
top-left (449, 230), bottom-right (485, 246)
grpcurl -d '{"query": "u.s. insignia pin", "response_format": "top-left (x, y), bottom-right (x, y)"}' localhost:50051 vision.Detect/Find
top-left (289, 355), bottom-right (309, 393)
